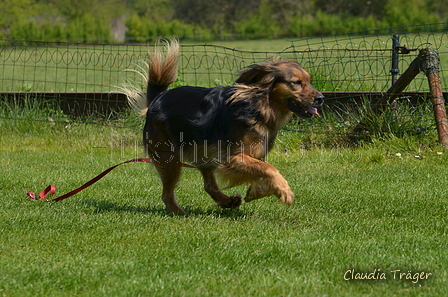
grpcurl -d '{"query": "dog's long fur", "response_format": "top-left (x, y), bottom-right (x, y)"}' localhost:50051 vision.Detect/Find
top-left (125, 39), bottom-right (324, 214)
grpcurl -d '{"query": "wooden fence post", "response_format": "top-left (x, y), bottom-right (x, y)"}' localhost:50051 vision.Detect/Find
top-left (422, 49), bottom-right (448, 148)
top-left (354, 48), bottom-right (448, 148)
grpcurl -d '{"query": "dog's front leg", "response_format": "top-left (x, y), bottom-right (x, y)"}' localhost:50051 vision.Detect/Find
top-left (220, 155), bottom-right (294, 205)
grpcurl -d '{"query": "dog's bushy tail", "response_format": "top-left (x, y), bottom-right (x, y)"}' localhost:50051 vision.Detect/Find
top-left (123, 38), bottom-right (179, 116)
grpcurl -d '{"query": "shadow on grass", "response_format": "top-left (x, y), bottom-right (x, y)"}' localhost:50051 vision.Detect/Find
top-left (82, 199), bottom-right (251, 219)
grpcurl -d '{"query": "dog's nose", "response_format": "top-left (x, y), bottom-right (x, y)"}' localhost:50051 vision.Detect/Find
top-left (314, 94), bottom-right (325, 106)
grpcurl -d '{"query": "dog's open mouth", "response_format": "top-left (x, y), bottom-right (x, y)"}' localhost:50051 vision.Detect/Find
top-left (286, 99), bottom-right (320, 119)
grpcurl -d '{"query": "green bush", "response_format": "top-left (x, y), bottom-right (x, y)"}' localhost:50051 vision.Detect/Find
top-left (10, 15), bottom-right (112, 43)
top-left (10, 19), bottom-right (40, 40)
top-left (125, 15), bottom-right (149, 42)
top-left (3, 0), bottom-right (447, 43)
top-left (65, 14), bottom-right (112, 43)
top-left (232, 0), bottom-right (281, 39)
top-left (287, 15), bottom-right (319, 37)
top-left (287, 12), bottom-right (385, 37)
top-left (125, 15), bottom-right (210, 42)
top-left (40, 21), bottom-right (65, 42)
top-left (233, 16), bottom-right (281, 39)
top-left (384, 0), bottom-right (440, 28)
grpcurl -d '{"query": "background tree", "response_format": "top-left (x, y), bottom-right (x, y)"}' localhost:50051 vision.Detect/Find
top-left (314, 0), bottom-right (388, 17)
top-left (1, 0), bottom-right (445, 42)
top-left (383, 0), bottom-right (440, 27)
top-left (0, 0), bottom-right (41, 37)
top-left (43, 0), bottom-right (125, 20)
top-left (172, 0), bottom-right (258, 28)
top-left (128, 0), bottom-right (173, 19)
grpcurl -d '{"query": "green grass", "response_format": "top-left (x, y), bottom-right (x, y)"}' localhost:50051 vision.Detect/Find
top-left (1, 102), bottom-right (447, 296)
top-left (1, 34), bottom-right (447, 295)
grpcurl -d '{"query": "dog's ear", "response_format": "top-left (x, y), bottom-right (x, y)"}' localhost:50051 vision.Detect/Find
top-left (236, 63), bottom-right (278, 86)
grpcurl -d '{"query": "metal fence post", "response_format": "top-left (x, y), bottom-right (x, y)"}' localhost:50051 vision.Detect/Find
top-left (390, 34), bottom-right (400, 86)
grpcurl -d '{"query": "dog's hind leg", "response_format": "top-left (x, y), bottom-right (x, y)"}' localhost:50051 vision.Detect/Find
top-left (199, 168), bottom-right (242, 209)
top-left (154, 162), bottom-right (187, 215)
top-left (219, 154), bottom-right (294, 205)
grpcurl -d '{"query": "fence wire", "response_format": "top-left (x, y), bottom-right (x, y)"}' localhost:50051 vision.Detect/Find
top-left (1, 24), bottom-right (447, 140)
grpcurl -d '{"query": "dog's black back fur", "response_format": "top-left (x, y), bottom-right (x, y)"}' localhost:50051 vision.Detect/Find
top-left (145, 86), bottom-right (263, 147)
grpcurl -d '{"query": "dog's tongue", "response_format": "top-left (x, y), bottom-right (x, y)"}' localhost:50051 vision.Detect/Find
top-left (306, 107), bottom-right (320, 116)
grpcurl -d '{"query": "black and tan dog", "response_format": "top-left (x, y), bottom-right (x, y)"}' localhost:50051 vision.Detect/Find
top-left (125, 39), bottom-right (324, 214)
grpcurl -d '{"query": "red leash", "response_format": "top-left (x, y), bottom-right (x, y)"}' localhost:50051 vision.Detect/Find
top-left (27, 158), bottom-right (195, 202)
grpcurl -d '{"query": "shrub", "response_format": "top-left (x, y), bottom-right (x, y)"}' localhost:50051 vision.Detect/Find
top-left (10, 19), bottom-right (40, 40)
top-left (232, 0), bottom-right (281, 39)
top-left (384, 0), bottom-right (440, 28)
top-left (10, 15), bottom-right (112, 43)
top-left (125, 15), bottom-right (210, 42)
top-left (3, 1), bottom-right (446, 43)
top-left (65, 14), bottom-right (112, 43)
top-left (125, 14), bottom-right (148, 43)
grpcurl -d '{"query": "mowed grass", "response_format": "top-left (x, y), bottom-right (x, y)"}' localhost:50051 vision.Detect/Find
top-left (1, 34), bottom-right (448, 296)
top-left (1, 113), bottom-right (448, 296)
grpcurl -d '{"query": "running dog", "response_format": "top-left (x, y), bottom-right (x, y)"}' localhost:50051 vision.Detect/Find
top-left (124, 39), bottom-right (324, 214)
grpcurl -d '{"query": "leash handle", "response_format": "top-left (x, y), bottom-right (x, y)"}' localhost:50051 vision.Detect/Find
top-left (27, 185), bottom-right (55, 201)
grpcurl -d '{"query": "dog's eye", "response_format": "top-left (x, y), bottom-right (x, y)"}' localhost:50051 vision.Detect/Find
top-left (292, 80), bottom-right (302, 86)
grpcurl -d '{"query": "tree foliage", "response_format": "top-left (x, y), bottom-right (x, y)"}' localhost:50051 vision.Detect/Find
top-left (0, 0), bottom-right (446, 42)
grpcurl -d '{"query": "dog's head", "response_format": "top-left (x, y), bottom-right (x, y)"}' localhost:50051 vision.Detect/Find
top-left (236, 60), bottom-right (324, 119)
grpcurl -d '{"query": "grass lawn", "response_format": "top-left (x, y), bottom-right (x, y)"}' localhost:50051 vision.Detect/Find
top-left (1, 114), bottom-right (447, 296)
top-left (1, 33), bottom-right (447, 296)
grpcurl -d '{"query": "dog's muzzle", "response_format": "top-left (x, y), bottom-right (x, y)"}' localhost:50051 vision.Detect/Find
top-left (287, 93), bottom-right (325, 119)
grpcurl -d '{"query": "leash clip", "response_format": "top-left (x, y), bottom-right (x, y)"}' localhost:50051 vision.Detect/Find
top-left (27, 191), bottom-right (37, 201)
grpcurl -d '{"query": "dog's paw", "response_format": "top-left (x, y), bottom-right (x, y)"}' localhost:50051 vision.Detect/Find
top-left (278, 188), bottom-right (294, 205)
top-left (218, 193), bottom-right (242, 209)
top-left (244, 175), bottom-right (294, 205)
top-left (274, 178), bottom-right (294, 205)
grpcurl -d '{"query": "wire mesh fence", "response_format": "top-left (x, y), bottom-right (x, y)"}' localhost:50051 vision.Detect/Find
top-left (1, 23), bottom-right (447, 141)
top-left (289, 25), bottom-right (448, 93)
top-left (0, 42), bottom-right (146, 93)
